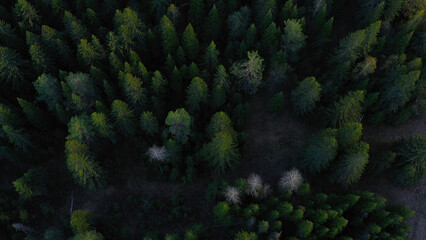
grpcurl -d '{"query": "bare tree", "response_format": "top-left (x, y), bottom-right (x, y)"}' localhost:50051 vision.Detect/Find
top-left (146, 145), bottom-right (168, 162)
top-left (224, 186), bottom-right (241, 205)
top-left (279, 168), bottom-right (304, 193)
top-left (246, 173), bottom-right (263, 197)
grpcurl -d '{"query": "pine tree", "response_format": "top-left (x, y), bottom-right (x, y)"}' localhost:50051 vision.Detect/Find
top-left (113, 8), bottom-right (145, 51)
top-left (13, 167), bottom-right (47, 200)
top-left (29, 43), bottom-right (54, 74)
top-left (394, 134), bottom-right (426, 185)
top-left (160, 15), bottom-right (179, 55)
top-left (63, 11), bottom-right (89, 42)
top-left (202, 131), bottom-right (240, 173)
top-left (230, 51), bottom-right (265, 94)
top-left (188, 0), bottom-right (205, 28)
top-left (111, 100), bottom-right (136, 136)
top-left (165, 108), bottom-right (191, 144)
top-left (337, 123), bottom-right (363, 149)
top-left (90, 112), bottom-right (115, 140)
top-left (186, 77), bottom-right (208, 112)
top-left (302, 130), bottom-right (338, 173)
top-left (139, 111), bottom-right (159, 137)
top-left (0, 46), bottom-right (26, 90)
top-left (204, 41), bottom-right (220, 72)
top-left (291, 77), bottom-right (322, 116)
top-left (182, 23), bottom-right (199, 61)
top-left (2, 125), bottom-right (33, 152)
top-left (282, 19), bottom-right (307, 62)
top-left (77, 39), bottom-right (100, 66)
top-left (325, 91), bottom-right (365, 127)
top-left (65, 139), bottom-right (105, 190)
top-left (331, 141), bottom-right (370, 187)
top-left (205, 5), bottom-right (221, 41)
top-left (207, 112), bottom-right (237, 140)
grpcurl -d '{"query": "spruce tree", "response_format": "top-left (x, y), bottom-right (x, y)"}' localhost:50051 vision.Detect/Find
top-left (111, 100), bottom-right (136, 136)
top-left (325, 91), bottom-right (365, 127)
top-left (160, 15), bottom-right (179, 55)
top-left (291, 77), bottom-right (322, 116)
top-left (202, 131), bottom-right (240, 173)
top-left (2, 125), bottom-right (33, 152)
top-left (139, 111), bottom-right (159, 137)
top-left (0, 46), bottom-right (26, 90)
top-left (188, 0), bottom-right (205, 28)
top-left (13, 167), bottom-right (47, 200)
top-left (301, 130), bottom-right (338, 173)
top-left (67, 115), bottom-right (96, 145)
top-left (205, 5), bottom-right (221, 41)
top-left (186, 77), bottom-right (208, 112)
top-left (282, 19), bottom-right (307, 62)
top-left (182, 23), bottom-right (199, 61)
top-left (204, 41), bottom-right (220, 72)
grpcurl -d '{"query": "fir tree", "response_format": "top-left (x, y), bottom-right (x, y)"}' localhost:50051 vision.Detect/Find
top-left (203, 131), bottom-right (240, 173)
top-left (205, 5), bottom-right (221, 41)
top-left (160, 15), bottom-right (179, 55)
top-left (13, 167), bottom-right (47, 200)
top-left (0, 46), bottom-right (26, 90)
top-left (302, 130), bottom-right (338, 173)
top-left (291, 77), bottom-right (322, 116)
top-left (111, 100), bottom-right (136, 136)
top-left (325, 91), bottom-right (365, 127)
top-left (188, 0), bottom-right (205, 28)
top-left (204, 41), bottom-right (220, 72)
top-left (140, 111), bottom-right (159, 137)
top-left (282, 19), bottom-right (307, 62)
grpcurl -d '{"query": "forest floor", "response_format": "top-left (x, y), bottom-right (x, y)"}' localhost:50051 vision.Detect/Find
top-left (70, 88), bottom-right (426, 239)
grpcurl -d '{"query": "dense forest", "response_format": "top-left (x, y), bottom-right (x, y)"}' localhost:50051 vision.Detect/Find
top-left (0, 0), bottom-right (425, 239)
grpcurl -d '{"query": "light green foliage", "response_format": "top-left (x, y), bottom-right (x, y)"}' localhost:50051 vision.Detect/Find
top-left (160, 15), bottom-right (179, 55)
top-left (268, 92), bottom-right (284, 114)
top-left (325, 91), bottom-right (365, 127)
top-left (302, 131), bottom-right (338, 173)
top-left (282, 0), bottom-right (298, 20)
top-left (29, 43), bottom-right (53, 74)
top-left (70, 210), bottom-right (91, 234)
top-left (234, 231), bottom-right (257, 240)
top-left (65, 72), bottom-right (98, 111)
top-left (186, 77), bottom-right (208, 112)
top-left (65, 140), bottom-right (105, 189)
top-left (331, 142), bottom-right (370, 187)
top-left (292, 77), bottom-right (321, 116)
top-left (202, 131), bottom-right (240, 173)
top-left (13, 167), bottom-right (47, 200)
top-left (0, 46), bottom-right (26, 90)
top-left (74, 230), bottom-right (104, 240)
top-left (2, 125), bottom-right (32, 152)
top-left (67, 115), bottom-right (95, 144)
top-left (182, 24), bottom-right (199, 61)
top-left (227, 6), bottom-right (251, 39)
top-left (282, 19), bottom-right (306, 62)
top-left (205, 5), bottom-right (221, 41)
top-left (204, 41), bottom-right (220, 72)
top-left (63, 11), bottom-right (89, 42)
top-left (165, 108), bottom-right (191, 144)
top-left (113, 8), bottom-right (145, 51)
top-left (139, 111), bottom-right (159, 136)
top-left (91, 112), bottom-right (114, 139)
top-left (122, 72), bottom-right (146, 111)
top-left (111, 100), bottom-right (136, 136)
top-left (77, 39), bottom-right (100, 66)
top-left (230, 51), bottom-right (265, 94)
top-left (337, 123), bottom-right (363, 149)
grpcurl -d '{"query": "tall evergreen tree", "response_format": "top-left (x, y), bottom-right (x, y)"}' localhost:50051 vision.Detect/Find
top-left (67, 115), bottom-right (96, 145)
top-left (186, 77), bottom-right (208, 112)
top-left (282, 19), bottom-right (307, 62)
top-left (291, 77), bottom-right (322, 116)
top-left (13, 0), bottom-right (40, 30)
top-left (205, 5), bottom-right (221, 41)
top-left (90, 112), bottom-right (115, 140)
top-left (0, 46), bottom-right (26, 90)
top-left (204, 41), bottom-right (220, 72)
top-left (160, 15), bottom-right (179, 55)
top-left (2, 125), bottom-right (33, 152)
top-left (230, 51), bottom-right (265, 94)
top-left (165, 108), bottom-right (191, 144)
top-left (17, 98), bottom-right (46, 129)
top-left (13, 167), bottom-right (47, 200)
top-left (301, 130), bottom-right (338, 173)
top-left (33, 74), bottom-right (62, 111)
top-left (227, 6), bottom-right (251, 39)
top-left (139, 111), bottom-right (159, 137)
top-left (188, 0), bottom-right (205, 28)
top-left (151, 70), bottom-right (167, 96)
top-left (182, 23), bottom-right (200, 61)
top-left (325, 91), bottom-right (365, 127)
top-left (122, 72), bottom-right (146, 113)
top-left (202, 131), bottom-right (240, 173)
top-left (111, 100), bottom-right (136, 136)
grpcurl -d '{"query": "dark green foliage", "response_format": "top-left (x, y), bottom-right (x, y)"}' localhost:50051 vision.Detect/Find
top-left (91, 112), bottom-right (115, 140)
top-left (282, 19), bottom-right (307, 62)
top-left (291, 77), bottom-right (321, 116)
top-left (230, 51), bottom-right (265, 94)
top-left (2, 125), bottom-right (33, 152)
top-left (214, 201), bottom-right (232, 224)
top-left (140, 111), bottom-right (159, 137)
top-left (70, 210), bottom-right (92, 234)
top-left (268, 92), bottom-right (284, 115)
top-left (202, 131), bottom-right (240, 173)
top-left (227, 6), bottom-right (251, 39)
top-left (160, 15), bottom-right (179, 55)
top-left (13, 167), bottom-right (47, 200)
top-left (302, 131), bottom-right (338, 173)
top-left (182, 24), bottom-right (199, 61)
top-left (165, 108), bottom-right (191, 144)
top-left (186, 77), bottom-right (208, 112)
top-left (67, 115), bottom-right (96, 145)
top-left (188, 0), bottom-right (205, 28)
top-left (205, 5), bottom-right (221, 41)
top-left (204, 41), bottom-right (220, 72)
top-left (0, 46), bottom-right (26, 90)
top-left (325, 91), bottom-right (365, 127)
top-left (111, 100), bottom-right (136, 136)
top-left (297, 220), bottom-right (313, 238)
top-left (336, 123), bottom-right (363, 149)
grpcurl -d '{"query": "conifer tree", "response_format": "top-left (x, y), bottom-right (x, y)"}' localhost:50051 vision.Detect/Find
top-left (205, 5), bottom-right (221, 41)
top-left (122, 73), bottom-right (146, 112)
top-left (29, 43), bottom-right (54, 74)
top-left (65, 140), bottom-right (105, 190)
top-left (356, 0), bottom-right (385, 28)
top-left (63, 11), bottom-right (89, 42)
top-left (0, 46), bottom-right (26, 90)
top-left (139, 111), bottom-right (159, 137)
top-left (13, 167), bottom-right (47, 200)
top-left (151, 70), bottom-right (167, 96)
top-left (207, 112), bottom-right (237, 140)
top-left (2, 125), bottom-right (33, 152)
top-left (282, 0), bottom-right (298, 20)
top-left (268, 91), bottom-right (285, 115)
top-left (214, 65), bottom-right (230, 91)
top-left (17, 98), bottom-right (45, 129)
top-left (167, 4), bottom-right (180, 25)
top-left (111, 100), bottom-right (136, 137)
top-left (13, 0), bottom-right (40, 30)
top-left (0, 104), bottom-right (18, 126)
top-left (202, 131), bottom-right (240, 173)
top-left (65, 72), bottom-right (98, 111)
top-left (245, 24), bottom-right (258, 49)
top-left (188, 0), bottom-right (205, 28)
top-left (325, 91), bottom-right (365, 127)
top-left (261, 22), bottom-right (281, 55)
top-left (282, 19), bottom-right (307, 62)
top-left (301, 130), bottom-right (338, 173)
top-left (150, 0), bottom-right (172, 20)
top-left (113, 8), bottom-right (145, 51)
top-left (230, 51), bottom-right (265, 94)
top-left (337, 123), bottom-right (363, 149)
top-left (227, 6), bottom-right (251, 39)
top-left (182, 23), bottom-right (199, 61)
top-left (160, 15), bottom-right (179, 55)
top-left (90, 112), bottom-right (115, 140)
top-left (204, 41), bottom-right (220, 72)
top-left (165, 108), bottom-right (191, 144)
top-left (384, 0), bottom-right (404, 21)
top-left (67, 115), bottom-right (96, 145)
top-left (291, 77), bottom-right (322, 116)
top-left (186, 77), bottom-right (208, 112)
top-left (394, 134), bottom-right (426, 185)
top-left (331, 141), bottom-right (370, 187)
top-left (77, 39), bottom-right (100, 66)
